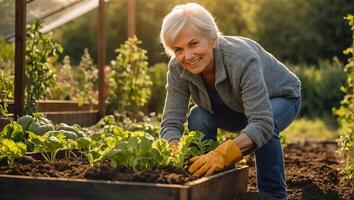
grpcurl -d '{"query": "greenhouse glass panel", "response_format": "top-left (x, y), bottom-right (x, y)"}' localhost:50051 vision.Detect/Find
top-left (0, 0), bottom-right (107, 40)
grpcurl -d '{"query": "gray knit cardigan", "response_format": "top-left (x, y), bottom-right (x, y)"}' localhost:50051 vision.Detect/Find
top-left (160, 36), bottom-right (301, 149)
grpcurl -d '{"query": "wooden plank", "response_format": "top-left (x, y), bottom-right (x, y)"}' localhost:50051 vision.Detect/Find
top-left (44, 110), bottom-right (99, 126)
top-left (183, 166), bottom-right (248, 200)
top-left (1, 108), bottom-right (99, 129)
top-left (0, 175), bottom-right (182, 200)
top-left (7, 100), bottom-right (98, 113)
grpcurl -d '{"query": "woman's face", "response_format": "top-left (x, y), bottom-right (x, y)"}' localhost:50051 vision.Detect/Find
top-left (171, 26), bottom-right (215, 74)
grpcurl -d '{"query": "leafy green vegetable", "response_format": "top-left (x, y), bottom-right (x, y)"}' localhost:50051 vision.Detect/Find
top-left (28, 132), bottom-right (65, 164)
top-left (101, 131), bottom-right (163, 171)
top-left (173, 131), bottom-right (218, 168)
top-left (17, 115), bottom-right (35, 130)
top-left (28, 121), bottom-right (55, 135)
top-left (0, 138), bottom-right (27, 165)
top-left (0, 121), bottom-right (26, 142)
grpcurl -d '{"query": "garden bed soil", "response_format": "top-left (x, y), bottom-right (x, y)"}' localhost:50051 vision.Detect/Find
top-left (0, 156), bottom-right (196, 185)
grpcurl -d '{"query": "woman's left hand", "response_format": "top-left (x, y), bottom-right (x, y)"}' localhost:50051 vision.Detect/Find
top-left (188, 139), bottom-right (243, 177)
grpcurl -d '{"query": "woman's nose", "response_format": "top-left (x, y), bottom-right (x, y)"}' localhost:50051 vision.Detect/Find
top-left (184, 49), bottom-right (194, 60)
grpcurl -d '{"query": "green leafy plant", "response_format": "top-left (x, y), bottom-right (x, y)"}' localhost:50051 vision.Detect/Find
top-left (0, 121), bottom-right (26, 142)
top-left (107, 36), bottom-right (152, 115)
top-left (25, 20), bottom-right (63, 114)
top-left (79, 136), bottom-right (114, 167)
top-left (0, 66), bottom-right (14, 120)
top-left (28, 132), bottom-right (66, 164)
top-left (101, 131), bottom-right (162, 171)
top-left (73, 48), bottom-right (98, 106)
top-left (173, 131), bottom-right (218, 169)
top-left (333, 14), bottom-right (354, 183)
top-left (17, 114), bottom-right (55, 135)
top-left (0, 138), bottom-right (27, 165)
top-left (114, 112), bottom-right (161, 138)
top-left (49, 55), bottom-right (78, 100)
top-left (147, 62), bottom-right (168, 113)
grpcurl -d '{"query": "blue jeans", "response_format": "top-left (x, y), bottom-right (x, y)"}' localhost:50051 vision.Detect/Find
top-left (187, 97), bottom-right (301, 199)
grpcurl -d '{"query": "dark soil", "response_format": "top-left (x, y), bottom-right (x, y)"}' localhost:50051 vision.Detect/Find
top-left (247, 141), bottom-right (353, 200)
top-left (0, 140), bottom-right (352, 200)
top-left (0, 156), bottom-right (195, 184)
top-left (84, 164), bottom-right (195, 184)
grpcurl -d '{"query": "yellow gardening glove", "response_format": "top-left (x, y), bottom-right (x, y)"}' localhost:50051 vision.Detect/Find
top-left (188, 139), bottom-right (243, 177)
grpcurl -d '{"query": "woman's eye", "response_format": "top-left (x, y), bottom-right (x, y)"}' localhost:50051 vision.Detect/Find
top-left (174, 48), bottom-right (182, 54)
top-left (191, 42), bottom-right (198, 47)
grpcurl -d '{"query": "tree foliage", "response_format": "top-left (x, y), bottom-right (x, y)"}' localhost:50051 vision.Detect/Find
top-left (254, 0), bottom-right (354, 64)
top-left (53, 0), bottom-right (354, 66)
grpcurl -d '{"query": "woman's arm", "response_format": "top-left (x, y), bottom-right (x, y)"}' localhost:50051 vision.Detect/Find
top-left (233, 132), bottom-right (254, 154)
top-left (160, 59), bottom-right (190, 141)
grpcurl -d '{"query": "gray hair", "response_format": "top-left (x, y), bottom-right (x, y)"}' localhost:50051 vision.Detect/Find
top-left (160, 3), bottom-right (221, 56)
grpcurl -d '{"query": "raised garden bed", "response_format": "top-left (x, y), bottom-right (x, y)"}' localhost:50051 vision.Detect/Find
top-left (0, 116), bottom-right (250, 199)
top-left (3, 100), bottom-right (99, 127)
top-left (0, 156), bottom-right (248, 200)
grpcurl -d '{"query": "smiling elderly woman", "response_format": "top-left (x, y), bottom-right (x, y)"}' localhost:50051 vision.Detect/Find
top-left (159, 3), bottom-right (301, 199)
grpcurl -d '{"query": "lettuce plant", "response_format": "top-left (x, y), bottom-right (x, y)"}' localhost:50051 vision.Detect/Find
top-left (0, 138), bottom-right (27, 165)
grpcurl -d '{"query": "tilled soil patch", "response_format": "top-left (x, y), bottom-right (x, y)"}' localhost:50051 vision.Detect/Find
top-left (247, 141), bottom-right (353, 200)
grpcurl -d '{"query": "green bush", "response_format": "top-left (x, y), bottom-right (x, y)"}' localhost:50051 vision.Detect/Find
top-left (147, 62), bottom-right (167, 113)
top-left (25, 20), bottom-right (63, 114)
top-left (49, 55), bottom-right (78, 100)
top-left (107, 37), bottom-right (152, 116)
top-left (333, 14), bottom-right (354, 183)
top-left (72, 48), bottom-right (98, 106)
top-left (290, 59), bottom-right (346, 126)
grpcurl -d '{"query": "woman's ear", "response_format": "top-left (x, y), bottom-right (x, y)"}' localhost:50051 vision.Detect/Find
top-left (210, 38), bottom-right (217, 48)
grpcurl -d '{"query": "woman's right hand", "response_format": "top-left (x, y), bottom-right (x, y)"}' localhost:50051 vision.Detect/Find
top-left (169, 139), bottom-right (179, 155)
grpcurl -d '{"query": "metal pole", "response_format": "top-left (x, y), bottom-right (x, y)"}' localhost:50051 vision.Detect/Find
top-left (14, 0), bottom-right (26, 119)
top-left (98, 0), bottom-right (106, 118)
top-left (127, 0), bottom-right (136, 38)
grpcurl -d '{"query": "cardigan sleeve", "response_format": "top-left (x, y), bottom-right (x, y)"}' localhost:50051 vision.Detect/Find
top-left (160, 60), bottom-right (190, 141)
top-left (238, 56), bottom-right (274, 149)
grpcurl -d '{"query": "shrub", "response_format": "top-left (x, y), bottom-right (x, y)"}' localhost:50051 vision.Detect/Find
top-left (25, 20), bottom-right (63, 114)
top-left (49, 55), bottom-right (78, 100)
top-left (147, 62), bottom-right (167, 113)
top-left (72, 48), bottom-right (98, 106)
top-left (107, 36), bottom-right (152, 116)
top-left (0, 37), bottom-right (14, 117)
top-left (290, 59), bottom-right (346, 126)
top-left (333, 14), bottom-right (354, 183)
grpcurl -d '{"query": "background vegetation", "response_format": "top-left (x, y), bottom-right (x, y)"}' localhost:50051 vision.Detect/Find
top-left (0, 0), bottom-right (353, 135)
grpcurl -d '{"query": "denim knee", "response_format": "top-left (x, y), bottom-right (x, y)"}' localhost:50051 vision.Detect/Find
top-left (188, 106), bottom-right (217, 141)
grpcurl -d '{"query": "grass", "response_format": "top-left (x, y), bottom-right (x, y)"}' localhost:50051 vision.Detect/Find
top-left (281, 118), bottom-right (339, 143)
top-left (216, 117), bottom-right (339, 144)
